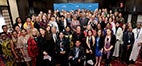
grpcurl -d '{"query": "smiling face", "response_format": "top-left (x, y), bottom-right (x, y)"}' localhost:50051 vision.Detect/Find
top-left (65, 26), bottom-right (70, 32)
top-left (97, 30), bottom-right (102, 36)
top-left (87, 30), bottom-right (92, 36)
top-left (106, 29), bottom-right (112, 36)
top-left (21, 29), bottom-right (27, 36)
top-left (15, 26), bottom-right (21, 32)
top-left (59, 32), bottom-right (64, 39)
top-left (12, 31), bottom-right (18, 38)
top-left (32, 29), bottom-right (38, 36)
top-left (39, 28), bottom-right (45, 35)
top-left (2, 26), bottom-right (8, 33)
top-left (17, 18), bottom-right (22, 23)
top-left (26, 18), bottom-right (31, 22)
top-left (75, 40), bottom-right (81, 47)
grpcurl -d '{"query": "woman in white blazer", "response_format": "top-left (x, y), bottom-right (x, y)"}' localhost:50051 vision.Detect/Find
top-left (113, 22), bottom-right (123, 58)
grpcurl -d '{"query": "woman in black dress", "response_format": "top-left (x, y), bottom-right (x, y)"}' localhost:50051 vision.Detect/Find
top-left (36, 28), bottom-right (53, 66)
top-left (55, 32), bottom-right (70, 66)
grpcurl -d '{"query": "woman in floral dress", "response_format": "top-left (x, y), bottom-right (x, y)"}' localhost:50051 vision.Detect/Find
top-left (10, 30), bottom-right (25, 66)
top-left (17, 29), bottom-right (31, 66)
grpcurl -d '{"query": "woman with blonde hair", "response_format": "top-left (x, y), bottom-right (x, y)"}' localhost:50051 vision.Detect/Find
top-left (27, 28), bottom-right (39, 66)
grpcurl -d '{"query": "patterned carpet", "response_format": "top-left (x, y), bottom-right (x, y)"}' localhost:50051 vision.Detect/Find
top-left (101, 58), bottom-right (142, 66)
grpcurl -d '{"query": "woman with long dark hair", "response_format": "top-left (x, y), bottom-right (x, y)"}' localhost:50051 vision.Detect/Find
top-left (17, 29), bottom-right (31, 66)
top-left (94, 29), bottom-right (104, 66)
top-left (103, 29), bottom-right (116, 66)
top-left (85, 30), bottom-right (95, 66)
top-left (10, 30), bottom-right (24, 66)
top-left (55, 32), bottom-right (70, 66)
top-left (36, 28), bottom-right (53, 66)
top-left (14, 17), bottom-right (24, 29)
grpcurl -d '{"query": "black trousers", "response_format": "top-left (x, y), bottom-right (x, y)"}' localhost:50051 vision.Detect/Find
top-left (70, 60), bottom-right (84, 66)
top-left (122, 45), bottom-right (132, 63)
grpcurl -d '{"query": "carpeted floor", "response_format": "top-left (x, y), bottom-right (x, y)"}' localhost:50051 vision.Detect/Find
top-left (100, 58), bottom-right (142, 66)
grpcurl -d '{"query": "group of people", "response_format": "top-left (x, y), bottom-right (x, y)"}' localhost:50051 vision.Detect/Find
top-left (0, 8), bottom-right (142, 66)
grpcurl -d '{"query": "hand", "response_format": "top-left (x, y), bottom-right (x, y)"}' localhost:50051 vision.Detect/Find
top-left (78, 59), bottom-right (81, 63)
top-left (127, 45), bottom-right (131, 50)
top-left (90, 50), bottom-right (93, 54)
top-left (23, 54), bottom-right (27, 57)
top-left (138, 42), bottom-right (142, 47)
top-left (60, 51), bottom-right (66, 54)
top-left (68, 56), bottom-right (73, 60)
top-left (105, 49), bottom-right (110, 52)
top-left (86, 49), bottom-right (90, 53)
top-left (15, 55), bottom-right (19, 59)
top-left (43, 51), bottom-right (48, 56)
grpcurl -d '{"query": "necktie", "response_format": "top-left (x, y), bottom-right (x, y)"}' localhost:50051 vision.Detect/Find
top-left (75, 48), bottom-right (79, 58)
top-left (53, 34), bottom-right (56, 42)
top-left (136, 29), bottom-right (140, 39)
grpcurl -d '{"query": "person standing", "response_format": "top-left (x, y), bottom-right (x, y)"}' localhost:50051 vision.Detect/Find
top-left (36, 28), bottom-right (53, 66)
top-left (23, 17), bottom-right (34, 30)
top-left (112, 22), bottom-right (123, 58)
top-left (79, 13), bottom-right (89, 30)
top-left (49, 16), bottom-right (59, 32)
top-left (122, 26), bottom-right (135, 64)
top-left (55, 32), bottom-right (70, 66)
top-left (27, 28), bottom-right (39, 66)
top-left (1, 32), bottom-right (14, 66)
top-left (103, 29), bottom-right (116, 66)
top-left (17, 29), bottom-right (31, 66)
top-left (94, 29), bottom-right (104, 66)
top-left (85, 30), bottom-right (95, 66)
top-left (129, 23), bottom-right (142, 63)
top-left (14, 17), bottom-right (24, 29)
top-left (10, 31), bottom-right (25, 66)
top-left (70, 15), bottom-right (80, 32)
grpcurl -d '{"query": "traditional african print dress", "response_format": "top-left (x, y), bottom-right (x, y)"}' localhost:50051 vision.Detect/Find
top-left (1, 39), bottom-right (14, 66)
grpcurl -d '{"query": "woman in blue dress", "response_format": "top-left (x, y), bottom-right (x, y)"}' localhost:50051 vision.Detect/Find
top-left (94, 29), bottom-right (104, 66)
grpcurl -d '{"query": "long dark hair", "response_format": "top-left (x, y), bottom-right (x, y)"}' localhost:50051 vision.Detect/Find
top-left (15, 17), bottom-right (24, 24)
top-left (96, 29), bottom-right (104, 37)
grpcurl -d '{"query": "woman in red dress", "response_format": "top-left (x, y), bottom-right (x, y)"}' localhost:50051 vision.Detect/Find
top-left (27, 28), bottom-right (39, 66)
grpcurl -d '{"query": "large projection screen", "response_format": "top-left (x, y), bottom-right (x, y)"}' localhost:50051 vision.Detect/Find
top-left (54, 3), bottom-right (98, 11)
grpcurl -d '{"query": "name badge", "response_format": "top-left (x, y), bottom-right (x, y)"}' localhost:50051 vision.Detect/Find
top-left (128, 40), bottom-right (130, 43)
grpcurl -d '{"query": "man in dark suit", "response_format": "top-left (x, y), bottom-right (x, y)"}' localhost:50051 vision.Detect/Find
top-left (68, 40), bottom-right (85, 66)
top-left (79, 13), bottom-right (89, 30)
top-left (122, 26), bottom-right (135, 64)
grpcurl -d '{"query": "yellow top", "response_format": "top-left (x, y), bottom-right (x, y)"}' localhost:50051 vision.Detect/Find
top-left (23, 21), bottom-right (34, 29)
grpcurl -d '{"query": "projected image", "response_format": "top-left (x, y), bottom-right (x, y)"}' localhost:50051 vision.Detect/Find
top-left (54, 3), bottom-right (98, 11)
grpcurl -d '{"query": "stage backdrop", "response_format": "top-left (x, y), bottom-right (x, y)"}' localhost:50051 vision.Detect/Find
top-left (53, 3), bottom-right (98, 11)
